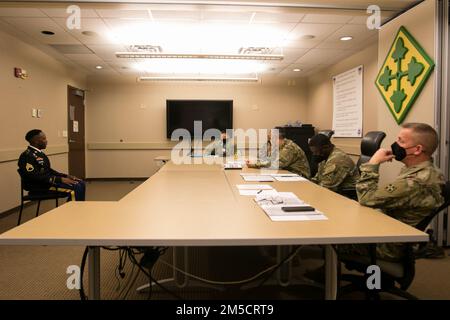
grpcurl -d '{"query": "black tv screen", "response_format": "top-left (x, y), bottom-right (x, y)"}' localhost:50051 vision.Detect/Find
top-left (166, 100), bottom-right (233, 138)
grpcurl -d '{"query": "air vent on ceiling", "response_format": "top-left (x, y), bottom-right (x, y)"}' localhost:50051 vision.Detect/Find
top-left (49, 45), bottom-right (94, 54)
top-left (239, 47), bottom-right (273, 55)
top-left (128, 45), bottom-right (162, 53)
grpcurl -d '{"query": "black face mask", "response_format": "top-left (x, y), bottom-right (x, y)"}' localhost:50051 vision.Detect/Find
top-left (312, 155), bottom-right (327, 163)
top-left (391, 142), bottom-right (407, 161)
top-left (222, 139), bottom-right (227, 145)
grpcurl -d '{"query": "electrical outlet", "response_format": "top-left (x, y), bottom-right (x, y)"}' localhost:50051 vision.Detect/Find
top-left (37, 109), bottom-right (43, 118)
top-left (32, 108), bottom-right (37, 118)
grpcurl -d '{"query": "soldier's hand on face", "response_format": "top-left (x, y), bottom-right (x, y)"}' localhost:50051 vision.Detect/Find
top-left (369, 148), bottom-right (395, 165)
top-left (61, 177), bottom-right (77, 185)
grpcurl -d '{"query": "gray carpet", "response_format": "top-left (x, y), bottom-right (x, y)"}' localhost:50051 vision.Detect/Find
top-left (0, 180), bottom-right (449, 300)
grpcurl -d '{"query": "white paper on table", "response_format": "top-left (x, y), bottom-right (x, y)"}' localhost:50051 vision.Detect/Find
top-left (242, 175), bottom-right (275, 182)
top-left (236, 184), bottom-right (273, 190)
top-left (255, 192), bottom-right (327, 221)
top-left (239, 189), bottom-right (277, 196)
top-left (270, 173), bottom-right (299, 177)
top-left (274, 176), bottom-right (308, 182)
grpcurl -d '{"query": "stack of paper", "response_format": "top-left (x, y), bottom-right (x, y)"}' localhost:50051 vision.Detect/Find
top-left (224, 161), bottom-right (244, 169)
top-left (254, 192), bottom-right (327, 221)
top-left (236, 184), bottom-right (275, 196)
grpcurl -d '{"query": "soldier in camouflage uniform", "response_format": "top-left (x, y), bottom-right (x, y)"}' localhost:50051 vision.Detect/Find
top-left (246, 129), bottom-right (310, 178)
top-left (308, 134), bottom-right (359, 193)
top-left (204, 130), bottom-right (236, 157)
top-left (338, 123), bottom-right (445, 262)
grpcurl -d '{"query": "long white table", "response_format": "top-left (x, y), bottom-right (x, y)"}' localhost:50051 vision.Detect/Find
top-left (0, 160), bottom-right (428, 300)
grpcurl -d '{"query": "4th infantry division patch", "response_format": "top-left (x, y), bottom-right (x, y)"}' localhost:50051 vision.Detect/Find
top-left (375, 26), bottom-right (435, 124)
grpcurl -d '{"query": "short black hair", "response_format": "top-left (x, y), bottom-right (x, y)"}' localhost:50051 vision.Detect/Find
top-left (277, 128), bottom-right (286, 139)
top-left (309, 133), bottom-right (332, 147)
top-left (25, 129), bottom-right (42, 143)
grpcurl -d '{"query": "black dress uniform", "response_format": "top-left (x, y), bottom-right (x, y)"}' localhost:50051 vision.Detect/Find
top-left (17, 146), bottom-right (85, 201)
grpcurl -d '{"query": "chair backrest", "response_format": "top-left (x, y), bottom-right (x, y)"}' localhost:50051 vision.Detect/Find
top-left (357, 131), bottom-right (386, 169)
top-left (317, 130), bottom-right (335, 139)
top-left (17, 169), bottom-right (26, 200)
top-left (416, 181), bottom-right (450, 231)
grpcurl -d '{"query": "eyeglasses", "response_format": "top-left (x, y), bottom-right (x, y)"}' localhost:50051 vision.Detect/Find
top-left (256, 195), bottom-right (284, 206)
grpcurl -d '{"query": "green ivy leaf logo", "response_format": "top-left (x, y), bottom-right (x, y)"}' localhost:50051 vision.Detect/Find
top-left (407, 57), bottom-right (424, 86)
top-left (390, 89), bottom-right (406, 113)
top-left (391, 37), bottom-right (408, 62)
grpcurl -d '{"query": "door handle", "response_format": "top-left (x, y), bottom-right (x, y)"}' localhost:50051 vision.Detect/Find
top-left (69, 139), bottom-right (76, 143)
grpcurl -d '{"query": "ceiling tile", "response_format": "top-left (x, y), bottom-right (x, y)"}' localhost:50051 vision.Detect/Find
top-left (53, 17), bottom-right (114, 45)
top-left (281, 48), bottom-right (309, 63)
top-left (2, 17), bottom-right (80, 44)
top-left (96, 9), bottom-right (150, 19)
top-left (285, 23), bottom-right (340, 48)
top-left (301, 14), bottom-right (354, 24)
top-left (316, 24), bottom-right (378, 49)
top-left (294, 48), bottom-right (351, 65)
top-left (202, 11), bottom-right (253, 22)
top-left (87, 44), bottom-right (128, 61)
top-left (41, 8), bottom-right (99, 18)
top-left (151, 10), bottom-right (201, 21)
top-left (64, 53), bottom-right (104, 61)
top-left (251, 12), bottom-right (305, 23)
top-left (0, 8), bottom-right (46, 17)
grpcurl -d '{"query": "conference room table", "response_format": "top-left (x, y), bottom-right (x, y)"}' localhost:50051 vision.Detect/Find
top-left (0, 158), bottom-right (428, 300)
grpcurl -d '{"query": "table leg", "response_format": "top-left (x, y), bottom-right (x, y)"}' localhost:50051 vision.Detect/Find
top-left (88, 246), bottom-right (101, 300)
top-left (324, 245), bottom-right (337, 300)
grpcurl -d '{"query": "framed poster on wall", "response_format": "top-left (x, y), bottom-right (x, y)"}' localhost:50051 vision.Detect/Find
top-left (332, 65), bottom-right (363, 138)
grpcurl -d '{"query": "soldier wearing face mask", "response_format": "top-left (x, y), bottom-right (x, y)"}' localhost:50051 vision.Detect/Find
top-left (338, 122), bottom-right (445, 262)
top-left (308, 134), bottom-right (359, 193)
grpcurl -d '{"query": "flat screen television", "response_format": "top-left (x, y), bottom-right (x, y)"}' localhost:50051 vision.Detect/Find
top-left (166, 100), bottom-right (233, 139)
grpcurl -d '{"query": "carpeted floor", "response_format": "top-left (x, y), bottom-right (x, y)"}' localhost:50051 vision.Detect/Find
top-left (0, 180), bottom-right (449, 300)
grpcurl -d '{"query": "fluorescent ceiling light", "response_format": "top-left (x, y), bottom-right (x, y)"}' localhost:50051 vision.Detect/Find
top-left (340, 36), bottom-right (353, 41)
top-left (95, 65), bottom-right (103, 69)
top-left (137, 76), bottom-right (259, 82)
top-left (107, 21), bottom-right (287, 52)
top-left (133, 59), bottom-right (267, 75)
top-left (293, 68), bottom-right (301, 72)
top-left (116, 52), bottom-right (283, 60)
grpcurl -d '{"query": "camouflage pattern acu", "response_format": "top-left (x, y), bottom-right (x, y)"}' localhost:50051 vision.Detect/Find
top-left (204, 139), bottom-right (236, 156)
top-left (338, 160), bottom-right (444, 261)
top-left (311, 147), bottom-right (359, 192)
top-left (249, 139), bottom-right (310, 178)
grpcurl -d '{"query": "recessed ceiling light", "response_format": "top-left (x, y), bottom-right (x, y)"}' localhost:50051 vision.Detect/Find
top-left (95, 65), bottom-right (103, 69)
top-left (81, 31), bottom-right (97, 37)
top-left (41, 30), bottom-right (55, 35)
top-left (301, 35), bottom-right (315, 40)
top-left (293, 68), bottom-right (301, 72)
top-left (340, 36), bottom-right (353, 41)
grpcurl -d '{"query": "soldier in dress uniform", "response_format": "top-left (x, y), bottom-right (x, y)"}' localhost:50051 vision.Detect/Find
top-left (308, 134), bottom-right (359, 193)
top-left (18, 129), bottom-right (86, 201)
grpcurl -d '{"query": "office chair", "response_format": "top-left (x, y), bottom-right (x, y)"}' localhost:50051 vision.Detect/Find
top-left (317, 130), bottom-right (335, 139)
top-left (339, 131), bottom-right (386, 200)
top-left (17, 170), bottom-right (70, 226)
top-left (338, 181), bottom-right (450, 300)
top-left (356, 131), bottom-right (387, 169)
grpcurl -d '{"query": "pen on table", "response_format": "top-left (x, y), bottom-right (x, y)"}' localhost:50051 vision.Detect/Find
top-left (257, 190), bottom-right (263, 194)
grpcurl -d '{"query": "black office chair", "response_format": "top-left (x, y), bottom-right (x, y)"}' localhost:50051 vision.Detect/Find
top-left (339, 131), bottom-right (386, 200)
top-left (317, 130), bottom-right (335, 139)
top-left (338, 181), bottom-right (450, 300)
top-left (17, 171), bottom-right (70, 226)
top-left (356, 131), bottom-right (387, 170)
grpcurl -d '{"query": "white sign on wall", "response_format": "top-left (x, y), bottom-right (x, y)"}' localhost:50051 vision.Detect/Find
top-left (332, 65), bottom-right (363, 138)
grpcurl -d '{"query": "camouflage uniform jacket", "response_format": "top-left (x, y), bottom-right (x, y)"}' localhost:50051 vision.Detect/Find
top-left (249, 139), bottom-right (310, 178)
top-left (311, 147), bottom-right (359, 192)
top-left (356, 160), bottom-right (444, 260)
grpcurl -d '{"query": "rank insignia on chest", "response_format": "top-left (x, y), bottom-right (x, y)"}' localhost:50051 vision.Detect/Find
top-left (385, 184), bottom-right (396, 193)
